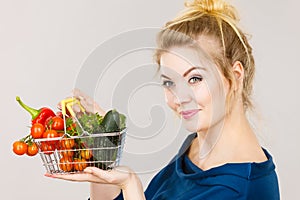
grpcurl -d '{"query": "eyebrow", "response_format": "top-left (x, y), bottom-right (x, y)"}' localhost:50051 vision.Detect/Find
top-left (183, 66), bottom-right (205, 77)
top-left (160, 66), bottom-right (205, 79)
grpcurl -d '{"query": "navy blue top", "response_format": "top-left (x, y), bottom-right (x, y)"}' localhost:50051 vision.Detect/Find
top-left (114, 133), bottom-right (280, 200)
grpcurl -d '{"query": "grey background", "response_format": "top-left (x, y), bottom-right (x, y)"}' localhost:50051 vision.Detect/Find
top-left (0, 0), bottom-right (299, 199)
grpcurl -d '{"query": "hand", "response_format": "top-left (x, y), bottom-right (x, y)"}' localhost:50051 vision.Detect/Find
top-left (45, 166), bottom-right (133, 189)
top-left (47, 166), bottom-right (146, 199)
top-left (72, 88), bottom-right (106, 115)
top-left (57, 88), bottom-right (106, 116)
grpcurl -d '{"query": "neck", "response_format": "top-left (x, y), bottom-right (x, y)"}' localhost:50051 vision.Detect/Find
top-left (191, 102), bottom-right (263, 168)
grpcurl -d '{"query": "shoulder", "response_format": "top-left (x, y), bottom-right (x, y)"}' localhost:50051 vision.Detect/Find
top-left (246, 148), bottom-right (280, 199)
top-left (248, 148), bottom-right (277, 179)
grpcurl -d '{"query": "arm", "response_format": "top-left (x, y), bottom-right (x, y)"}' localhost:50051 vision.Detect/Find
top-left (90, 183), bottom-right (121, 200)
top-left (121, 171), bottom-right (145, 200)
top-left (88, 167), bottom-right (145, 200)
top-left (47, 166), bottom-right (145, 200)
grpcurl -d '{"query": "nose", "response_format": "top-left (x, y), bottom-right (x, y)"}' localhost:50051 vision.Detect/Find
top-left (172, 82), bottom-right (193, 105)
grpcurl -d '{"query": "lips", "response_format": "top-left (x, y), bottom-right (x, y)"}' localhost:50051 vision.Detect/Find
top-left (179, 109), bottom-right (200, 120)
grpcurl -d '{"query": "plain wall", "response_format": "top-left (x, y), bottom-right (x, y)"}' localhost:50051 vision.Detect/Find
top-left (0, 0), bottom-right (299, 199)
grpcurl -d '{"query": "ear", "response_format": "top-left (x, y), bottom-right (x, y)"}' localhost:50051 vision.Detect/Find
top-left (232, 61), bottom-right (244, 91)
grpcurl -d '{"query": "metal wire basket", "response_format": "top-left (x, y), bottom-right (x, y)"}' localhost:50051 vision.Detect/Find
top-left (35, 130), bottom-right (126, 174)
top-left (34, 98), bottom-right (126, 174)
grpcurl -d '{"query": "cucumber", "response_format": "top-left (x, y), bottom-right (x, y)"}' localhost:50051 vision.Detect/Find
top-left (101, 109), bottom-right (120, 132)
top-left (86, 109), bottom-right (126, 169)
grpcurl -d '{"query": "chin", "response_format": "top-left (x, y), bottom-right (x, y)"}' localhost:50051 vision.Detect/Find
top-left (183, 120), bottom-right (207, 133)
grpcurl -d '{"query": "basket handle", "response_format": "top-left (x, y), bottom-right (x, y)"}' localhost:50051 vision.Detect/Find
top-left (60, 98), bottom-right (90, 137)
top-left (61, 98), bottom-right (85, 117)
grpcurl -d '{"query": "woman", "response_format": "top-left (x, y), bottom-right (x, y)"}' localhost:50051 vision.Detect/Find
top-left (48, 0), bottom-right (280, 199)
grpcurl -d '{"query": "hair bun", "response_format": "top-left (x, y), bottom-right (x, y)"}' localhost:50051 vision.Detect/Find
top-left (184, 0), bottom-right (239, 22)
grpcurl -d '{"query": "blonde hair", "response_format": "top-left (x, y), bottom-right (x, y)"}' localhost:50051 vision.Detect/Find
top-left (155, 0), bottom-right (255, 111)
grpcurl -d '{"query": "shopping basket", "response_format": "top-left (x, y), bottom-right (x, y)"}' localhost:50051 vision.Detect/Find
top-left (34, 98), bottom-right (126, 174)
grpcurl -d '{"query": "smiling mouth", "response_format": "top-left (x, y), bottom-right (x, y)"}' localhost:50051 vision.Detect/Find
top-left (179, 109), bottom-right (200, 120)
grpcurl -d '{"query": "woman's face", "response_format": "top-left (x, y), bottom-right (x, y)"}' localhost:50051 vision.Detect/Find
top-left (159, 47), bottom-right (228, 133)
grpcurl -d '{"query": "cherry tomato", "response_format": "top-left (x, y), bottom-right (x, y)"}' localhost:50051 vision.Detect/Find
top-left (80, 149), bottom-right (93, 160)
top-left (40, 142), bottom-right (55, 155)
top-left (66, 122), bottom-right (77, 136)
top-left (13, 141), bottom-right (28, 156)
top-left (26, 142), bottom-right (39, 156)
top-left (30, 123), bottom-right (45, 139)
top-left (60, 149), bottom-right (74, 158)
top-left (43, 129), bottom-right (59, 146)
top-left (67, 122), bottom-right (76, 131)
top-left (57, 132), bottom-right (64, 137)
top-left (59, 157), bottom-right (73, 172)
top-left (74, 158), bottom-right (87, 171)
top-left (60, 138), bottom-right (75, 149)
top-left (47, 116), bottom-right (64, 130)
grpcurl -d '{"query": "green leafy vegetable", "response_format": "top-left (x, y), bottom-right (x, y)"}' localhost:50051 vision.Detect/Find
top-left (77, 112), bottom-right (104, 134)
top-left (77, 109), bottom-right (126, 134)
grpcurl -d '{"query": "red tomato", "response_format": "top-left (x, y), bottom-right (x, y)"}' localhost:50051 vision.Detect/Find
top-left (59, 157), bottom-right (73, 172)
top-left (47, 116), bottom-right (64, 130)
top-left (26, 142), bottom-right (39, 156)
top-left (42, 129), bottom-right (59, 146)
top-left (30, 123), bottom-right (45, 139)
top-left (13, 141), bottom-right (28, 156)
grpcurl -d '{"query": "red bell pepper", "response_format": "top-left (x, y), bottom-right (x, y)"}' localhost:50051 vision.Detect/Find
top-left (16, 96), bottom-right (56, 125)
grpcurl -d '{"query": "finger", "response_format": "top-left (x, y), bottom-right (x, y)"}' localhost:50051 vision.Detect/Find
top-left (45, 173), bottom-right (89, 182)
top-left (57, 95), bottom-right (73, 110)
top-left (46, 172), bottom-right (104, 183)
top-left (72, 88), bottom-right (105, 115)
top-left (72, 88), bottom-right (85, 98)
top-left (72, 88), bottom-right (96, 105)
top-left (84, 167), bottom-right (114, 183)
top-left (57, 102), bottom-right (62, 110)
top-left (71, 103), bottom-right (81, 113)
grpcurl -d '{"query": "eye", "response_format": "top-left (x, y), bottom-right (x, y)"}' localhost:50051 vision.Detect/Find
top-left (188, 76), bottom-right (203, 85)
top-left (161, 80), bottom-right (175, 88)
